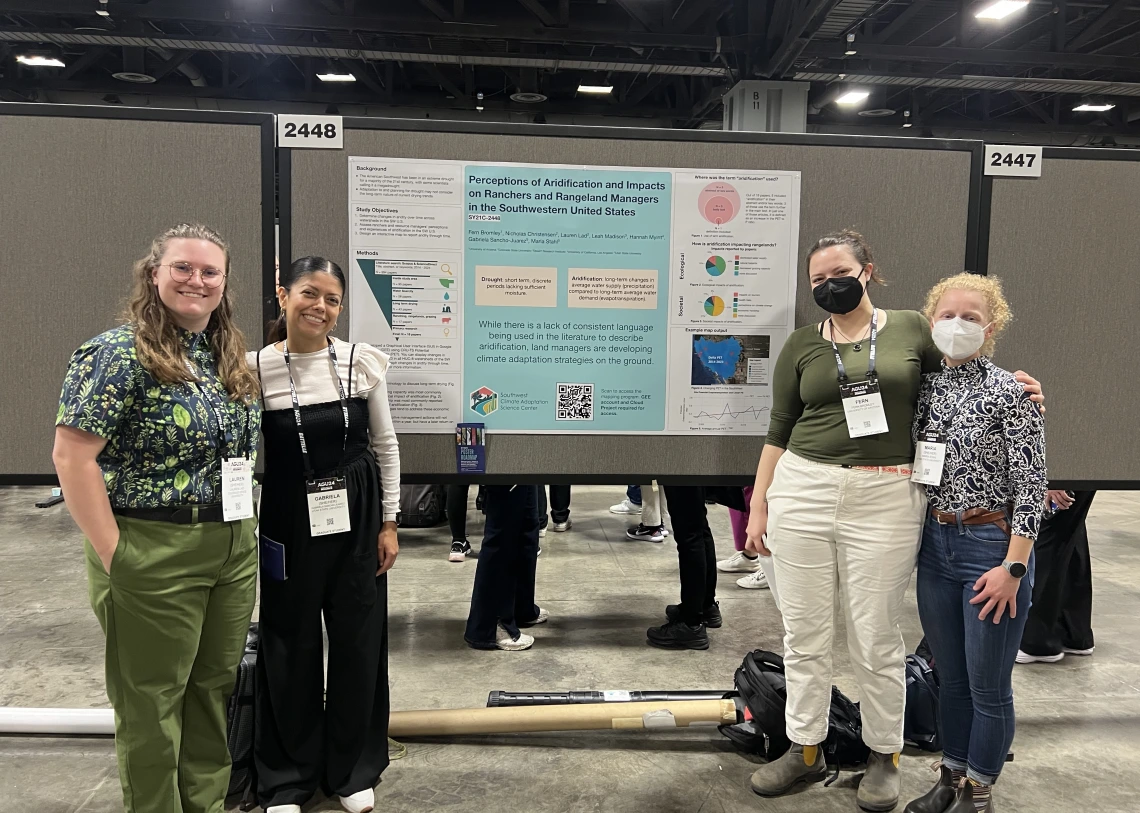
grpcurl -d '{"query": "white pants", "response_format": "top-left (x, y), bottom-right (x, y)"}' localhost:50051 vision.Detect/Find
top-left (766, 451), bottom-right (926, 753)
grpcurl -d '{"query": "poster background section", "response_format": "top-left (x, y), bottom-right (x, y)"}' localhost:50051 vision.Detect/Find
top-left (462, 163), bottom-right (673, 433)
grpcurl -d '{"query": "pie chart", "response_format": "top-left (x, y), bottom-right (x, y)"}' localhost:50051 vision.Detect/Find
top-left (706, 255), bottom-right (727, 276)
top-left (704, 296), bottom-right (725, 317)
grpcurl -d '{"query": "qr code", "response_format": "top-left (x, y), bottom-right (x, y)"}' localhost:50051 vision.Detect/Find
top-left (556, 383), bottom-right (594, 421)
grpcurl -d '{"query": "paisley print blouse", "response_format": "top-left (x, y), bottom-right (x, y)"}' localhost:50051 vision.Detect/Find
top-left (912, 356), bottom-right (1046, 540)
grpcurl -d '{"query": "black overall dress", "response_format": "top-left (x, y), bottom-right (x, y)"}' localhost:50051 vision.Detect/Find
top-left (253, 347), bottom-right (390, 807)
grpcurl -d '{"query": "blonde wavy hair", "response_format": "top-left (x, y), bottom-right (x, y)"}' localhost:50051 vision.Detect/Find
top-left (922, 273), bottom-right (1012, 357)
top-left (122, 223), bottom-right (260, 402)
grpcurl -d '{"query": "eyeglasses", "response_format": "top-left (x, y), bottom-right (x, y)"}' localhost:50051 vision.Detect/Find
top-left (162, 262), bottom-right (227, 288)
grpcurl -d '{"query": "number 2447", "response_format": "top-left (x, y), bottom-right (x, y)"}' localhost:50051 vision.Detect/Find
top-left (991, 151), bottom-right (1035, 168)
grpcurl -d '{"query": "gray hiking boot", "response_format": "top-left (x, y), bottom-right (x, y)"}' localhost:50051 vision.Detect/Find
top-left (750, 742), bottom-right (827, 797)
top-left (858, 751), bottom-right (901, 811)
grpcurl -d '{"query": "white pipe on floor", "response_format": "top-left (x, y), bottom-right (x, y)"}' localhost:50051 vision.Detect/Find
top-left (0, 707), bottom-right (114, 735)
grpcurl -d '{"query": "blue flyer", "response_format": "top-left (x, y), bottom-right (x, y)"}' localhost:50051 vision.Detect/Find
top-left (456, 422), bottom-right (486, 474)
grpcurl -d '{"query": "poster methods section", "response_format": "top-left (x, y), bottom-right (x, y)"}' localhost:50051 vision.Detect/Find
top-left (349, 157), bottom-right (799, 435)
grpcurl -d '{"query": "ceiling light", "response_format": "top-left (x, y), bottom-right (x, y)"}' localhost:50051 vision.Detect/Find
top-left (96, 0), bottom-right (110, 16)
top-left (845, 33), bottom-right (857, 56)
top-left (902, 108), bottom-right (913, 127)
top-left (1073, 102), bottom-right (1114, 112)
top-left (836, 90), bottom-right (870, 106)
top-left (577, 84), bottom-right (613, 94)
top-left (510, 91), bottom-right (548, 104)
top-left (17, 55), bottom-right (65, 67)
top-left (317, 72), bottom-right (356, 82)
top-left (476, 105), bottom-right (485, 111)
top-left (975, 1), bottom-right (1030, 21)
top-left (112, 71), bottom-right (156, 84)
top-left (477, 91), bottom-right (484, 100)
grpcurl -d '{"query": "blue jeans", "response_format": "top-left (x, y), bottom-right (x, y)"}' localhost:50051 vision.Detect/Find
top-left (627, 485), bottom-right (642, 506)
top-left (916, 513), bottom-right (1034, 785)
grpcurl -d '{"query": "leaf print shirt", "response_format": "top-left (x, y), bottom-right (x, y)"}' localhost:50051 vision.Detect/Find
top-left (56, 325), bottom-right (261, 508)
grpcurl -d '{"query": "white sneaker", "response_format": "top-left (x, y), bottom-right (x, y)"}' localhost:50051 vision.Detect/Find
top-left (519, 607), bottom-right (549, 627)
top-left (267, 806), bottom-right (302, 813)
top-left (340, 787), bottom-right (375, 813)
top-left (1016, 649), bottom-right (1064, 664)
top-left (1063, 645), bottom-right (1095, 656)
top-left (538, 527), bottom-right (547, 538)
top-left (717, 551), bottom-right (763, 573)
top-left (609, 498), bottom-right (642, 515)
top-left (495, 624), bottom-right (535, 650)
top-left (552, 519), bottom-right (572, 532)
top-left (736, 569), bottom-right (769, 590)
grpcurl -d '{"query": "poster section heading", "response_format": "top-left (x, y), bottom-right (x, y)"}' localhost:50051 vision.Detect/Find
top-left (347, 157), bottom-right (800, 435)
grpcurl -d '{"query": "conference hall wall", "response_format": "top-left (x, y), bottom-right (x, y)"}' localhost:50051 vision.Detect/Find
top-left (283, 120), bottom-right (979, 482)
top-left (0, 104), bottom-right (276, 482)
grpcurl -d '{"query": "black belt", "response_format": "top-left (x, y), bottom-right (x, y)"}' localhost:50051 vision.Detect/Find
top-left (114, 504), bottom-right (226, 525)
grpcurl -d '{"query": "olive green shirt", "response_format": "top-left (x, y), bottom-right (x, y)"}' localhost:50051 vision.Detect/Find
top-left (765, 309), bottom-right (941, 467)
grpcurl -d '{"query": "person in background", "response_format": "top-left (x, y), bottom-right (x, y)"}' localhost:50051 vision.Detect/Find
top-left (744, 231), bottom-right (1043, 812)
top-left (465, 485), bottom-right (548, 651)
top-left (538, 484), bottom-right (572, 534)
top-left (905, 273), bottom-right (1045, 813)
top-left (446, 484), bottom-right (478, 562)
top-left (53, 223), bottom-right (261, 813)
top-left (717, 485), bottom-right (775, 593)
top-left (1016, 490), bottom-right (1097, 664)
top-left (252, 256), bottom-right (400, 813)
top-left (610, 485), bottom-right (643, 516)
top-left (624, 481), bottom-right (670, 543)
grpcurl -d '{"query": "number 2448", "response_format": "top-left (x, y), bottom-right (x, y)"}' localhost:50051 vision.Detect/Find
top-left (991, 151), bottom-right (1035, 168)
top-left (284, 122), bottom-right (337, 139)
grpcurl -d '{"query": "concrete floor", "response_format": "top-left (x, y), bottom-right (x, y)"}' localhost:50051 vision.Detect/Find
top-left (1, 485), bottom-right (1138, 813)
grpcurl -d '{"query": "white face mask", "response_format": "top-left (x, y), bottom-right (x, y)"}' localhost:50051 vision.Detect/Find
top-left (931, 317), bottom-right (990, 360)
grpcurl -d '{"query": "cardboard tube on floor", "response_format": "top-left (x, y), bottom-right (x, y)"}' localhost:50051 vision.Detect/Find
top-left (388, 699), bottom-right (737, 737)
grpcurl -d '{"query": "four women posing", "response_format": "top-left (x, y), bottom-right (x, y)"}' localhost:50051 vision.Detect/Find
top-left (57, 223), bottom-right (1045, 813)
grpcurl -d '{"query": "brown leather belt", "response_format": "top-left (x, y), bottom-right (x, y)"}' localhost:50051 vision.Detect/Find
top-left (930, 506), bottom-right (1011, 536)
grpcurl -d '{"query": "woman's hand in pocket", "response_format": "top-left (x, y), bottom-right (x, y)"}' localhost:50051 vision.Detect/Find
top-left (95, 535), bottom-right (119, 575)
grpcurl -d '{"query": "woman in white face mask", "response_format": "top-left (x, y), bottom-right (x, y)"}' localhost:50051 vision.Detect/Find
top-left (905, 274), bottom-right (1046, 813)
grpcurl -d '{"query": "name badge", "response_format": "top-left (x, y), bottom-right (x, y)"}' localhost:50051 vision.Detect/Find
top-left (840, 380), bottom-right (889, 438)
top-left (306, 476), bottom-right (351, 537)
top-left (911, 431), bottom-right (947, 486)
top-left (222, 458), bottom-right (254, 522)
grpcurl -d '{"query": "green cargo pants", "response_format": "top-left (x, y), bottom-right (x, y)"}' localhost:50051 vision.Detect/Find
top-left (86, 515), bottom-right (258, 813)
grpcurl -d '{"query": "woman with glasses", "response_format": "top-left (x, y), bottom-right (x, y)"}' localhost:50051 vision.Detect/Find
top-left (250, 257), bottom-right (400, 813)
top-left (53, 224), bottom-right (261, 813)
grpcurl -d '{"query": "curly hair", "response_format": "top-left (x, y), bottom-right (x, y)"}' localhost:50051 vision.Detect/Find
top-left (922, 272), bottom-right (1012, 357)
top-left (122, 223), bottom-right (260, 402)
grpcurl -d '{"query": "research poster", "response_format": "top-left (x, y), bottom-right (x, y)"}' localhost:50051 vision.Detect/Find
top-left (348, 157), bottom-right (799, 435)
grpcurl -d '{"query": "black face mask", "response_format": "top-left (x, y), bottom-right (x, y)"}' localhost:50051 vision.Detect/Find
top-left (812, 269), bottom-right (866, 315)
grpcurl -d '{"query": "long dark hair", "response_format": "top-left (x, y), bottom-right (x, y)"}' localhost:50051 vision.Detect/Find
top-left (266, 256), bottom-right (347, 343)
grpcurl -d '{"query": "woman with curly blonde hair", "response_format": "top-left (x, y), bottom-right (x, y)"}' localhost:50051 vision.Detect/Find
top-left (905, 274), bottom-right (1045, 813)
top-left (53, 223), bottom-right (261, 813)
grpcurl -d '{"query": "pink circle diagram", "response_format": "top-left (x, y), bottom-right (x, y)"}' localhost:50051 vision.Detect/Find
top-left (698, 182), bottom-right (741, 226)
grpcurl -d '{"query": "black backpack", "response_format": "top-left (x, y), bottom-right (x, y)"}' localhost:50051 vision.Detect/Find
top-left (904, 653), bottom-right (941, 752)
top-left (398, 485), bottom-right (447, 527)
top-left (720, 650), bottom-right (870, 769)
top-left (226, 623), bottom-right (259, 809)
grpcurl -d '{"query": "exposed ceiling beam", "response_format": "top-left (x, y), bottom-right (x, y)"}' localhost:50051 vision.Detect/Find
top-left (230, 55), bottom-right (280, 90)
top-left (764, 0), bottom-right (846, 78)
top-left (422, 63), bottom-right (470, 106)
top-left (414, 0), bottom-right (455, 22)
top-left (150, 49), bottom-right (194, 81)
top-left (799, 42), bottom-right (1140, 72)
top-left (1012, 90), bottom-right (1053, 125)
top-left (872, 0), bottom-right (936, 44)
top-left (612, 0), bottom-right (659, 32)
top-left (351, 60), bottom-right (388, 98)
top-left (0, 1), bottom-right (714, 50)
top-left (669, 0), bottom-right (730, 34)
top-left (515, 0), bottom-right (556, 27)
top-left (1067, 0), bottom-right (1131, 51)
top-left (58, 45), bottom-right (109, 80)
top-left (626, 73), bottom-right (669, 106)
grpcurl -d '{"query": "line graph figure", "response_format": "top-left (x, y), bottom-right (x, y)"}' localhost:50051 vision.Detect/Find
top-left (684, 394), bottom-right (771, 432)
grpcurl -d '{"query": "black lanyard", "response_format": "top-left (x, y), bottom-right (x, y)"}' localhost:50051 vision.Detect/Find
top-left (184, 358), bottom-right (250, 459)
top-left (828, 308), bottom-right (878, 384)
top-left (282, 338), bottom-right (349, 479)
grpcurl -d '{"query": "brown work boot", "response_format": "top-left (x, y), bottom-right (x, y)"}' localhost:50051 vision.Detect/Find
top-left (750, 742), bottom-right (827, 797)
top-left (858, 751), bottom-right (901, 811)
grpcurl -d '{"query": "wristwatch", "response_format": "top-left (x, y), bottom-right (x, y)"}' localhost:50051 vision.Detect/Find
top-left (1002, 560), bottom-right (1028, 579)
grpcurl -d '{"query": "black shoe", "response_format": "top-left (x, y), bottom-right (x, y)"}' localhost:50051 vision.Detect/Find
top-left (448, 539), bottom-right (475, 562)
top-left (904, 764), bottom-right (958, 813)
top-left (646, 619), bottom-right (709, 650)
top-left (665, 601), bottom-right (722, 629)
top-left (944, 780), bottom-right (993, 813)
